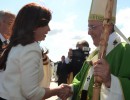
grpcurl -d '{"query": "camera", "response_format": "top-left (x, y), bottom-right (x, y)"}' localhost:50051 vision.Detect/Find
top-left (69, 46), bottom-right (90, 77)
top-left (71, 46), bottom-right (90, 62)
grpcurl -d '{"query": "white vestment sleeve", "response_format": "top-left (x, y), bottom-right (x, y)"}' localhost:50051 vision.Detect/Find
top-left (100, 74), bottom-right (124, 100)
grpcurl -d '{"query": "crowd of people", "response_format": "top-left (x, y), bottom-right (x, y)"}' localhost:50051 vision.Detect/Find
top-left (0, 0), bottom-right (130, 100)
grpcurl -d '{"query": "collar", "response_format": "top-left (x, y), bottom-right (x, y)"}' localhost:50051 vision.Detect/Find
top-left (106, 32), bottom-right (121, 55)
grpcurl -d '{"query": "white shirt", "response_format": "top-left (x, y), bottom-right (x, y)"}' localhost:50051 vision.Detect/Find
top-left (0, 42), bottom-right (45, 100)
top-left (0, 33), bottom-right (6, 42)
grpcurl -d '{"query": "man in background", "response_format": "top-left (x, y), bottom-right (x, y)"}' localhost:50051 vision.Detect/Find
top-left (57, 55), bottom-right (68, 85)
top-left (0, 10), bottom-right (15, 54)
top-left (0, 11), bottom-right (15, 99)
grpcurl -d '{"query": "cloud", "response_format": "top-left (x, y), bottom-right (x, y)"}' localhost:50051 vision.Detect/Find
top-left (116, 8), bottom-right (130, 38)
top-left (39, 4), bottom-right (130, 62)
top-left (41, 14), bottom-right (94, 62)
top-left (41, 6), bottom-right (130, 62)
top-left (48, 29), bottom-right (63, 36)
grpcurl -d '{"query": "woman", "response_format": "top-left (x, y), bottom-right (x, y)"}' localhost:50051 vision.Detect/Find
top-left (0, 3), bottom-right (71, 100)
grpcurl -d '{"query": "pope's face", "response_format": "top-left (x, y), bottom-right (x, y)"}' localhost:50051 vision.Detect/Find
top-left (88, 20), bottom-right (103, 47)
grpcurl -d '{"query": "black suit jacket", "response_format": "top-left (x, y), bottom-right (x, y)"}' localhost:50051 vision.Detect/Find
top-left (56, 61), bottom-right (68, 85)
top-left (0, 39), bottom-right (3, 54)
top-left (0, 39), bottom-right (3, 49)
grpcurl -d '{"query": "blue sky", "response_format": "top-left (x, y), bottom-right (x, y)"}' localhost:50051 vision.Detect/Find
top-left (0, 0), bottom-right (130, 62)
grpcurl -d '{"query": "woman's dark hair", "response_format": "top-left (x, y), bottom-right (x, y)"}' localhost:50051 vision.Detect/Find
top-left (0, 3), bottom-right (52, 70)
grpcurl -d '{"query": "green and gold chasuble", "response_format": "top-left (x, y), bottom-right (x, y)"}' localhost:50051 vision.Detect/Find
top-left (72, 42), bottom-right (130, 100)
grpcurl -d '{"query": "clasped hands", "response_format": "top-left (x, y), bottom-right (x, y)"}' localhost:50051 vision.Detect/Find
top-left (57, 84), bottom-right (73, 100)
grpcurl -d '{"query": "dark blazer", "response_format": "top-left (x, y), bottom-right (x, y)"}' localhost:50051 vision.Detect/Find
top-left (0, 39), bottom-right (3, 54)
top-left (56, 61), bottom-right (68, 85)
top-left (0, 39), bottom-right (2, 49)
top-left (0, 39), bottom-right (8, 54)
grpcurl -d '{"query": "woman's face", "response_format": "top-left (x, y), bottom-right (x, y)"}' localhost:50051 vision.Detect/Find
top-left (34, 25), bottom-right (50, 41)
